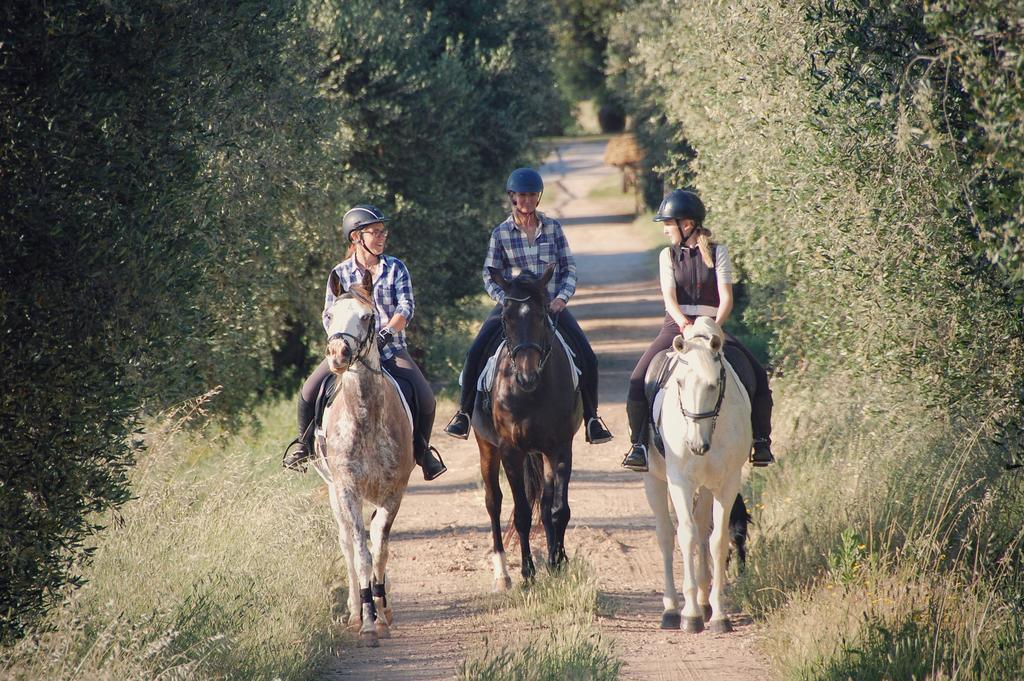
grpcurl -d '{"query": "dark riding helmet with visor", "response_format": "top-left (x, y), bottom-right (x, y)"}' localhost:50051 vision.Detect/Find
top-left (342, 204), bottom-right (391, 244)
top-left (653, 189), bottom-right (706, 226)
top-left (506, 168), bottom-right (544, 194)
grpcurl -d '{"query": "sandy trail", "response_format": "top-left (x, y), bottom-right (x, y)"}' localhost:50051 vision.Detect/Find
top-left (322, 140), bottom-right (772, 680)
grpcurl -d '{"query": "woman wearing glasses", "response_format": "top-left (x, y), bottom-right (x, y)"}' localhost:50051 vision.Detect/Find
top-left (282, 205), bottom-right (447, 480)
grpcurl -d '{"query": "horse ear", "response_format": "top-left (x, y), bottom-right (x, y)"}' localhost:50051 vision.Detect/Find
top-left (488, 267), bottom-right (508, 291)
top-left (361, 268), bottom-right (373, 292)
top-left (328, 269), bottom-right (343, 297)
top-left (710, 334), bottom-right (723, 352)
top-left (538, 263), bottom-right (555, 289)
top-left (672, 335), bottom-right (687, 353)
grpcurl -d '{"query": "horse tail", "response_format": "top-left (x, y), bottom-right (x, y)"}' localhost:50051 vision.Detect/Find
top-left (729, 493), bottom-right (753, 571)
top-left (502, 452), bottom-right (545, 548)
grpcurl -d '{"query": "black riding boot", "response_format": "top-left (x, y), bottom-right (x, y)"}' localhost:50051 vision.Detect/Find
top-left (444, 377), bottom-right (474, 439)
top-left (581, 387), bottom-right (613, 445)
top-left (415, 436), bottom-right (447, 481)
top-left (621, 399), bottom-right (650, 472)
top-left (283, 397), bottom-right (315, 471)
top-left (750, 390), bottom-right (775, 467)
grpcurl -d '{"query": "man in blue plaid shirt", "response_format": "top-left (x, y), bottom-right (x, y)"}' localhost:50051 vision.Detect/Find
top-left (444, 168), bottom-right (614, 445)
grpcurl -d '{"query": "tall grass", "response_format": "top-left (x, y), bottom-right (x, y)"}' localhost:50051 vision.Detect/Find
top-left (1, 399), bottom-right (342, 680)
top-left (735, 374), bottom-right (1024, 680)
top-left (457, 560), bottom-right (622, 681)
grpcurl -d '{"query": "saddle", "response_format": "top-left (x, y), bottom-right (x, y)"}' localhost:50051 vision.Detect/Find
top-left (313, 368), bottom-right (414, 457)
top-left (468, 323), bottom-right (581, 439)
top-left (643, 343), bottom-right (757, 456)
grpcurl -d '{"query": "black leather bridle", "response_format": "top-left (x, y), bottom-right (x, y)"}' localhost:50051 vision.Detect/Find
top-left (501, 294), bottom-right (554, 381)
top-left (675, 344), bottom-right (728, 443)
top-left (326, 296), bottom-right (381, 374)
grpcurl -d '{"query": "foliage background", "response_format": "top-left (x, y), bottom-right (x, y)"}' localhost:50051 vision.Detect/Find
top-left (1, 0), bottom-right (559, 643)
top-left (610, 0), bottom-right (1024, 677)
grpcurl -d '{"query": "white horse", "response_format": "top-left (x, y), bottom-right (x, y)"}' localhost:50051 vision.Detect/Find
top-left (313, 269), bottom-right (415, 648)
top-left (643, 316), bottom-right (751, 633)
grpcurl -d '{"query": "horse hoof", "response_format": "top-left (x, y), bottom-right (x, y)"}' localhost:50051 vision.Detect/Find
top-left (703, 604), bottom-right (713, 622)
top-left (346, 614), bottom-right (362, 631)
top-left (660, 611), bottom-right (681, 629)
top-left (709, 618), bottom-right (733, 634)
top-left (375, 622), bottom-right (391, 639)
top-left (682, 616), bottom-right (705, 633)
top-left (379, 607), bottom-right (394, 626)
top-left (493, 576), bottom-right (512, 593)
top-left (359, 631), bottom-right (379, 648)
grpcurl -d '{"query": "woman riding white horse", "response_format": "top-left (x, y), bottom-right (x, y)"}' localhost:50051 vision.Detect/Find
top-left (647, 316), bottom-right (751, 633)
top-left (621, 189), bottom-right (774, 472)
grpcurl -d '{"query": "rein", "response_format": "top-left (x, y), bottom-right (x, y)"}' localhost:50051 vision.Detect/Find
top-left (501, 294), bottom-right (554, 380)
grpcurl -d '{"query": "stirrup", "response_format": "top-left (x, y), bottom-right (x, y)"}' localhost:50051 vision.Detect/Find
top-left (750, 440), bottom-right (775, 467)
top-left (621, 443), bottom-right (649, 472)
top-left (282, 438), bottom-right (312, 472)
top-left (420, 445), bottom-right (447, 481)
top-left (585, 416), bottom-right (613, 444)
top-left (444, 412), bottom-right (470, 440)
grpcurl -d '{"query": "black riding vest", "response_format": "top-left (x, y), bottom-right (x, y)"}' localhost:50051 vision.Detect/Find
top-left (672, 244), bottom-right (720, 310)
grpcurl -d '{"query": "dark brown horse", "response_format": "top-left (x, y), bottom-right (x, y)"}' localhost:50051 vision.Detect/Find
top-left (472, 264), bottom-right (583, 591)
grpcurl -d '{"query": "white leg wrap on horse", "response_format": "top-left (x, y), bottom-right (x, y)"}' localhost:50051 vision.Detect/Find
top-left (492, 551), bottom-right (509, 581)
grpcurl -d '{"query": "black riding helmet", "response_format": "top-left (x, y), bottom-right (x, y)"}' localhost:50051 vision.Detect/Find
top-left (506, 167), bottom-right (544, 194)
top-left (342, 204), bottom-right (391, 243)
top-left (653, 189), bottom-right (706, 225)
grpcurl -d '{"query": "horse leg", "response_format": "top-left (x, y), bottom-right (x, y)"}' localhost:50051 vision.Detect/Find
top-left (548, 444), bottom-right (573, 568)
top-left (540, 456), bottom-right (556, 567)
top-left (502, 448), bottom-right (536, 582)
top-left (643, 472), bottom-right (680, 629)
top-left (479, 437), bottom-right (512, 592)
top-left (335, 485), bottom-right (378, 647)
top-left (693, 487), bottom-right (714, 623)
top-left (369, 503), bottom-right (399, 637)
top-left (327, 482), bottom-right (361, 630)
top-left (667, 476), bottom-right (704, 633)
top-left (708, 481), bottom-right (741, 634)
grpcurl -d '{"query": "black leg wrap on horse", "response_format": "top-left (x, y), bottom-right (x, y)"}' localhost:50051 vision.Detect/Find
top-left (372, 582), bottom-right (387, 608)
top-left (360, 587), bottom-right (377, 621)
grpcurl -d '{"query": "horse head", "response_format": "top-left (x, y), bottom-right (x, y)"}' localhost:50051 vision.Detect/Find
top-left (488, 264), bottom-right (555, 392)
top-left (324, 269), bottom-right (377, 374)
top-left (671, 317), bottom-right (727, 456)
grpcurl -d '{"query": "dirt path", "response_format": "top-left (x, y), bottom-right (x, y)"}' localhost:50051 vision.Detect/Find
top-left (322, 140), bottom-right (772, 680)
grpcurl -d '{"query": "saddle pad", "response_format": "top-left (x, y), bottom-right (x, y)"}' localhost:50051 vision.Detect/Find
top-left (475, 333), bottom-right (580, 394)
top-left (309, 366), bottom-right (413, 483)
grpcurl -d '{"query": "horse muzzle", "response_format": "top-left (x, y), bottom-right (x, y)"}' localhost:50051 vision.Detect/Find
top-left (686, 437), bottom-right (711, 456)
top-left (514, 371), bottom-right (540, 392)
top-left (327, 340), bottom-right (352, 373)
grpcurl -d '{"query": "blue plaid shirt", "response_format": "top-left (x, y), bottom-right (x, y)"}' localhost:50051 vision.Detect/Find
top-left (323, 255), bottom-right (414, 361)
top-left (482, 212), bottom-right (577, 304)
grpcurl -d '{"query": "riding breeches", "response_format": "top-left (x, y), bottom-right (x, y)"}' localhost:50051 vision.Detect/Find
top-left (458, 304), bottom-right (601, 419)
top-left (627, 315), bottom-right (772, 443)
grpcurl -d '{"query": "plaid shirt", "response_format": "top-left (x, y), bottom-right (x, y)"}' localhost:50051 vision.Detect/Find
top-left (482, 212), bottom-right (577, 304)
top-left (322, 255), bottom-right (414, 362)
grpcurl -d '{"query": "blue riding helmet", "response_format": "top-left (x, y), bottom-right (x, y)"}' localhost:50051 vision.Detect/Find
top-left (506, 168), bottom-right (544, 194)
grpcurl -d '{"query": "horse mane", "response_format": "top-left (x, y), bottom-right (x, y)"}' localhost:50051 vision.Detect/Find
top-left (346, 282), bottom-right (373, 308)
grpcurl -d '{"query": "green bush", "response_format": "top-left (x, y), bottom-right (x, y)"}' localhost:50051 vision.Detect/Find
top-left (611, 0), bottom-right (1024, 677)
top-left (1, 0), bottom-right (559, 643)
